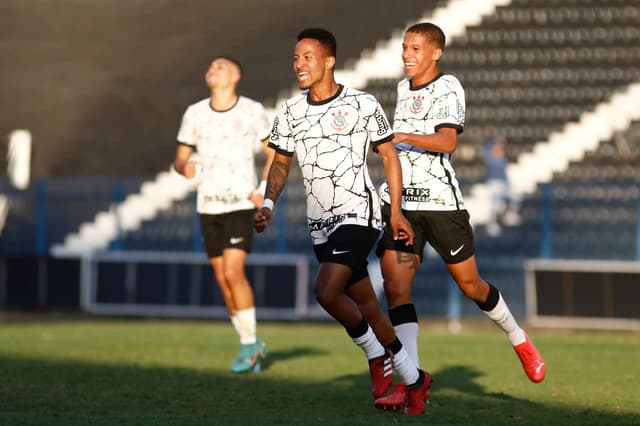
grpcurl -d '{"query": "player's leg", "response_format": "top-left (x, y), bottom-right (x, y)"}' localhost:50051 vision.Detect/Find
top-left (377, 204), bottom-right (424, 369)
top-left (346, 274), bottom-right (429, 411)
top-left (216, 210), bottom-right (266, 373)
top-left (314, 260), bottom-right (400, 396)
top-left (374, 205), bottom-right (430, 410)
top-left (343, 272), bottom-right (392, 398)
top-left (380, 249), bottom-right (421, 367)
top-left (314, 225), bottom-right (426, 409)
top-left (201, 214), bottom-right (241, 333)
top-left (222, 247), bottom-right (266, 373)
top-left (447, 258), bottom-right (544, 382)
top-left (370, 250), bottom-right (426, 411)
top-left (222, 248), bottom-right (256, 342)
top-left (437, 210), bottom-right (545, 382)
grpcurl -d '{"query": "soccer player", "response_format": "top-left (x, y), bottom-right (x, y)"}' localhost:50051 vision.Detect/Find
top-left (374, 22), bottom-right (546, 410)
top-left (254, 28), bottom-right (430, 415)
top-left (173, 56), bottom-right (274, 373)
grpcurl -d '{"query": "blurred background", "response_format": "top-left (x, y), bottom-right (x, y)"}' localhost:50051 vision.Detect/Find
top-left (1, 0), bottom-right (639, 328)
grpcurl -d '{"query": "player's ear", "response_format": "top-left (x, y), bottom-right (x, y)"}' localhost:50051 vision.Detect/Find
top-left (432, 48), bottom-right (443, 61)
top-left (232, 69), bottom-right (242, 84)
top-left (325, 56), bottom-right (336, 70)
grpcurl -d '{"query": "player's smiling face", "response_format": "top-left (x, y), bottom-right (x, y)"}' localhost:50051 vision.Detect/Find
top-left (402, 31), bottom-right (442, 86)
top-left (293, 38), bottom-right (331, 90)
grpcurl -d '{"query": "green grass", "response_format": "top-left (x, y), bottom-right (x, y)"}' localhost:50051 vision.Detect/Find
top-left (0, 318), bottom-right (638, 425)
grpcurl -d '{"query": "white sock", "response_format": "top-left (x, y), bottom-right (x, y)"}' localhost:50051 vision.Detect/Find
top-left (352, 325), bottom-right (386, 360)
top-left (394, 322), bottom-right (420, 369)
top-left (392, 347), bottom-right (419, 386)
top-left (230, 314), bottom-right (242, 337)
top-left (235, 307), bottom-right (257, 345)
top-left (484, 294), bottom-right (526, 346)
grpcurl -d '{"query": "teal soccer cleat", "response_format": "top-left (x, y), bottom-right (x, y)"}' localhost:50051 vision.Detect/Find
top-left (230, 338), bottom-right (267, 373)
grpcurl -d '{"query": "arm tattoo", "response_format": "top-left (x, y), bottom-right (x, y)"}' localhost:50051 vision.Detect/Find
top-left (265, 158), bottom-right (290, 202)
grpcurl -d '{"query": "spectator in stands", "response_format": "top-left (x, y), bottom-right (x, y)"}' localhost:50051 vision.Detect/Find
top-left (254, 28), bottom-right (430, 415)
top-left (483, 136), bottom-right (521, 237)
top-left (374, 22), bottom-right (546, 410)
top-left (173, 56), bottom-right (274, 373)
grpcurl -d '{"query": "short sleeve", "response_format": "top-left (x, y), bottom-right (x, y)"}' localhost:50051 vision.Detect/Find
top-left (176, 106), bottom-right (196, 146)
top-left (432, 77), bottom-right (465, 134)
top-left (268, 102), bottom-right (295, 156)
top-left (252, 102), bottom-right (272, 152)
top-left (366, 98), bottom-right (393, 149)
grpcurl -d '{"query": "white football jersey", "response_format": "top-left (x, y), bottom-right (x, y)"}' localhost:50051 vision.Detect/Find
top-left (380, 74), bottom-right (466, 211)
top-left (270, 85), bottom-right (393, 245)
top-left (177, 96), bottom-right (270, 214)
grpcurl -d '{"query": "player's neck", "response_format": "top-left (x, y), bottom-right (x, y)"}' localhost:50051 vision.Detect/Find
top-left (209, 88), bottom-right (238, 111)
top-left (308, 80), bottom-right (340, 103)
top-left (410, 67), bottom-right (440, 87)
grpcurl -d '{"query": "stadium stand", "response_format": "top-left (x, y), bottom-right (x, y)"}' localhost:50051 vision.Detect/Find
top-left (1, 0), bottom-right (639, 320)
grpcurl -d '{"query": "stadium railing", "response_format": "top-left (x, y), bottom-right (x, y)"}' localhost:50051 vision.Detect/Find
top-left (525, 258), bottom-right (640, 330)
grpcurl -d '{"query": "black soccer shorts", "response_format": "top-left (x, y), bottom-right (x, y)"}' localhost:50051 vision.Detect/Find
top-left (377, 202), bottom-right (475, 264)
top-left (199, 209), bottom-right (255, 258)
top-left (313, 225), bottom-right (381, 285)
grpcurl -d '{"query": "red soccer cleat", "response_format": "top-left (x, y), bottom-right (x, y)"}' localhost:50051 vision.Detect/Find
top-left (374, 382), bottom-right (407, 411)
top-left (405, 369), bottom-right (432, 415)
top-left (513, 332), bottom-right (546, 383)
top-left (368, 351), bottom-right (393, 398)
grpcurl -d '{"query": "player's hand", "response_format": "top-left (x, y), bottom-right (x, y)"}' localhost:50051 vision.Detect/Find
top-left (392, 132), bottom-right (408, 145)
top-left (391, 213), bottom-right (415, 246)
top-left (248, 190), bottom-right (264, 208)
top-left (253, 207), bottom-right (272, 233)
top-left (183, 161), bottom-right (199, 179)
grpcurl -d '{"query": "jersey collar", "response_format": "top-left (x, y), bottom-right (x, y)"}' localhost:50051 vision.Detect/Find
top-left (409, 73), bottom-right (444, 91)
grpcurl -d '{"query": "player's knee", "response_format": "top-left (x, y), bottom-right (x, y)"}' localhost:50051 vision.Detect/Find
top-left (315, 282), bottom-right (339, 308)
top-left (457, 278), bottom-right (484, 300)
top-left (224, 268), bottom-right (246, 287)
top-left (383, 279), bottom-right (411, 304)
top-left (214, 272), bottom-right (227, 286)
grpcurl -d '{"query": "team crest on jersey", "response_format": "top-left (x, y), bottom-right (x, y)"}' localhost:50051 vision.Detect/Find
top-left (409, 95), bottom-right (425, 114)
top-left (331, 110), bottom-right (349, 131)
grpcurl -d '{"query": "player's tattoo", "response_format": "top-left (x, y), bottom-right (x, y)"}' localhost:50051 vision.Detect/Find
top-left (396, 251), bottom-right (419, 270)
top-left (265, 158), bottom-right (290, 202)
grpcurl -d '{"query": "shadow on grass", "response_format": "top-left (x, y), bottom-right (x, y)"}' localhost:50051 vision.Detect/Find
top-left (0, 355), bottom-right (636, 426)
top-left (335, 363), bottom-right (636, 426)
top-left (260, 346), bottom-right (327, 371)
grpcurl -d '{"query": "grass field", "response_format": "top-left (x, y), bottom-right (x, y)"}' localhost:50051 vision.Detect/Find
top-left (0, 317), bottom-right (639, 425)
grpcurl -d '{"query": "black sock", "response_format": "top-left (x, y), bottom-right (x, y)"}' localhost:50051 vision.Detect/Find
top-left (345, 318), bottom-right (369, 339)
top-left (388, 303), bottom-right (418, 326)
top-left (386, 337), bottom-right (403, 355)
top-left (475, 282), bottom-right (500, 311)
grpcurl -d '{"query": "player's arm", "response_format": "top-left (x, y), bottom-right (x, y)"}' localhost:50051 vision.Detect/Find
top-left (393, 127), bottom-right (458, 154)
top-left (377, 141), bottom-right (414, 246)
top-left (254, 151), bottom-right (292, 233)
top-left (249, 137), bottom-right (275, 207)
top-left (173, 143), bottom-right (197, 178)
top-left (260, 137), bottom-right (276, 182)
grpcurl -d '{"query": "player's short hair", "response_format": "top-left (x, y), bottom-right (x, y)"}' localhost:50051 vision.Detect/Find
top-left (296, 28), bottom-right (337, 58)
top-left (406, 22), bottom-right (446, 50)
top-left (215, 56), bottom-right (243, 76)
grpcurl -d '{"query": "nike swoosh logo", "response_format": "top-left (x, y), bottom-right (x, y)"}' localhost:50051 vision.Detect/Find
top-left (450, 244), bottom-right (464, 256)
top-left (332, 249), bottom-right (349, 255)
top-left (230, 237), bottom-right (244, 244)
top-left (535, 361), bottom-right (545, 374)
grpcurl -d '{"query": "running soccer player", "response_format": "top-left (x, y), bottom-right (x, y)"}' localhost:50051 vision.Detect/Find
top-left (254, 28), bottom-right (430, 415)
top-left (173, 56), bottom-right (274, 373)
top-left (374, 22), bottom-right (546, 410)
